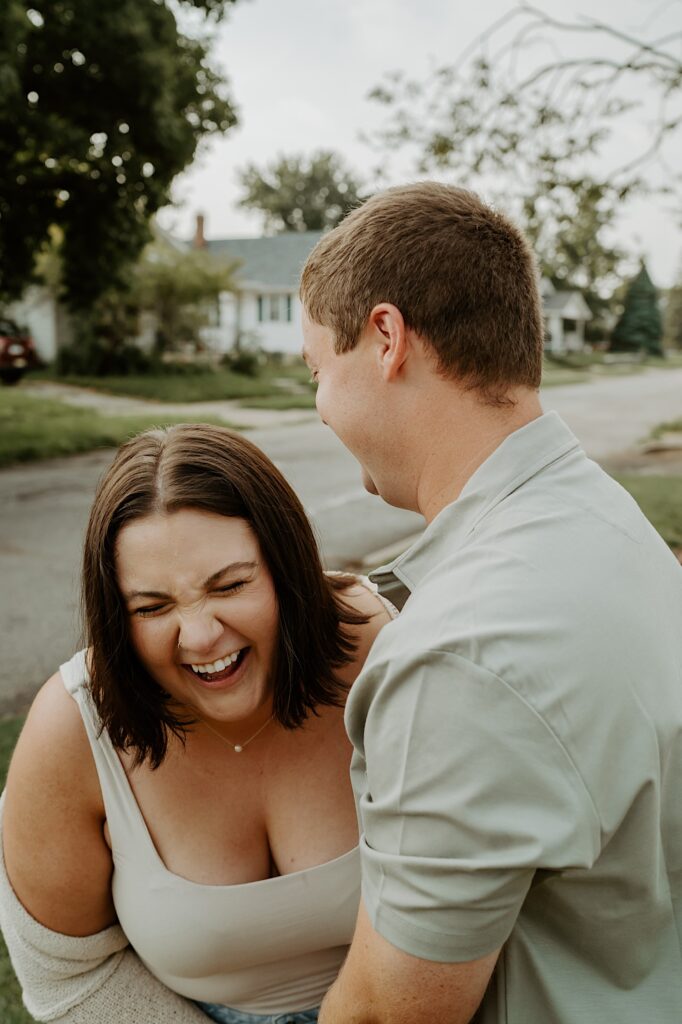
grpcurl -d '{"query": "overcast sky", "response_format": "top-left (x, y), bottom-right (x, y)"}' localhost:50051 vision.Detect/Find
top-left (158, 0), bottom-right (682, 286)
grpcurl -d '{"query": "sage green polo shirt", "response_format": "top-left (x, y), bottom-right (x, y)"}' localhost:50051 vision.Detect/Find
top-left (346, 411), bottom-right (682, 1023)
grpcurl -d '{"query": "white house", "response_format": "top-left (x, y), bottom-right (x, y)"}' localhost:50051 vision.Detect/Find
top-left (193, 216), bottom-right (323, 356)
top-left (194, 220), bottom-right (595, 359)
top-left (541, 278), bottom-right (593, 354)
top-left (6, 285), bottom-right (72, 363)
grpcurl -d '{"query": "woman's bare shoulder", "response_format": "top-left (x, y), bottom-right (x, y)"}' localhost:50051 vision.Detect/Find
top-left (12, 670), bottom-right (93, 771)
top-left (4, 669), bottom-right (104, 837)
top-left (2, 669), bottom-right (115, 934)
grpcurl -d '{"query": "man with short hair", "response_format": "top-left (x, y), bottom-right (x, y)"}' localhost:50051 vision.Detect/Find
top-left (300, 182), bottom-right (682, 1023)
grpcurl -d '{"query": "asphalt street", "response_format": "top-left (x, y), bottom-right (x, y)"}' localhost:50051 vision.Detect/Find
top-left (2, 366), bottom-right (682, 711)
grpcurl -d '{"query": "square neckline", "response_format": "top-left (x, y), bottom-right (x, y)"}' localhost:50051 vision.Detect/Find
top-left (62, 657), bottom-right (359, 892)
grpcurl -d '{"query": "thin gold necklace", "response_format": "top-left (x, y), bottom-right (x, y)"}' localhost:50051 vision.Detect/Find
top-left (200, 714), bottom-right (274, 753)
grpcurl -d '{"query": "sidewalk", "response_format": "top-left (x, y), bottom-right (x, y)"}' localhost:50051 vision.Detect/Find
top-left (21, 380), bottom-right (319, 430)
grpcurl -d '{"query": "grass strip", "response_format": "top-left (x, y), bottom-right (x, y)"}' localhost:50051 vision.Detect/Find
top-left (540, 369), bottom-right (591, 388)
top-left (649, 419), bottom-right (682, 440)
top-left (239, 394), bottom-right (317, 410)
top-left (32, 363), bottom-right (316, 404)
top-left (0, 391), bottom-right (232, 468)
top-left (612, 473), bottom-right (682, 549)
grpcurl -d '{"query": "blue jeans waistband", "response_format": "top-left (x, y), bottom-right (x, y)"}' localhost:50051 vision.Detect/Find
top-left (195, 1000), bottom-right (319, 1024)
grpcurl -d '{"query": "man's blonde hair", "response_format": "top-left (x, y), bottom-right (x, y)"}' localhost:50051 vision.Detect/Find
top-left (300, 181), bottom-right (544, 403)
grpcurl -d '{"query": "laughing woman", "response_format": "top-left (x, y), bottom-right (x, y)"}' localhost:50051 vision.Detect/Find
top-left (0, 424), bottom-right (396, 1024)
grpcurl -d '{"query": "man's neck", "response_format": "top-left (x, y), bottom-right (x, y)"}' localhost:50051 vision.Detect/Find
top-left (414, 389), bottom-right (544, 523)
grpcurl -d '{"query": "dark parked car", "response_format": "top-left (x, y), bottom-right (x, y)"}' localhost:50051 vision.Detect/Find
top-left (0, 318), bottom-right (40, 384)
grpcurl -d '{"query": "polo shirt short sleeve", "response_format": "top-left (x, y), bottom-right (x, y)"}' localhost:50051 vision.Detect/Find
top-left (347, 647), bottom-right (600, 962)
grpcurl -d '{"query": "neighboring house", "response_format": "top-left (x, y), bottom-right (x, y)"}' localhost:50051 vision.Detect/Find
top-left (541, 278), bottom-right (593, 354)
top-left (193, 219), bottom-right (596, 359)
top-left (193, 215), bottom-right (322, 355)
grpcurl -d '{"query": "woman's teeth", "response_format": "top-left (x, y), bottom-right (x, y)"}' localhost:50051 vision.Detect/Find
top-left (191, 650), bottom-right (242, 675)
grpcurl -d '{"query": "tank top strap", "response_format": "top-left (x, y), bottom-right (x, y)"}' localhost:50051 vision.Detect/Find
top-left (59, 650), bottom-right (156, 863)
top-left (352, 573), bottom-right (400, 620)
top-left (325, 571), bottom-right (400, 620)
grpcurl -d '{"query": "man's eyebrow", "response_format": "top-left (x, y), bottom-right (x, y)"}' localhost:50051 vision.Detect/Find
top-left (123, 562), bottom-right (258, 600)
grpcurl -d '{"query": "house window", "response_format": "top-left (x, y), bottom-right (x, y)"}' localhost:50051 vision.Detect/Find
top-left (256, 293), bottom-right (294, 323)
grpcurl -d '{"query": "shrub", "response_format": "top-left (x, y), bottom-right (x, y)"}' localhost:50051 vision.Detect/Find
top-left (221, 349), bottom-right (262, 377)
top-left (56, 336), bottom-right (153, 377)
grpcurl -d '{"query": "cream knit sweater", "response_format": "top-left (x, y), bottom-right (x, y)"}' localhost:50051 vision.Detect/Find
top-left (0, 796), bottom-right (207, 1023)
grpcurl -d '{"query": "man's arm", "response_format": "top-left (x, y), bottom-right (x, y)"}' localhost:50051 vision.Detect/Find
top-left (319, 901), bottom-right (499, 1024)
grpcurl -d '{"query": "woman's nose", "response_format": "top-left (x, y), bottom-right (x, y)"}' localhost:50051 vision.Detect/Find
top-left (177, 610), bottom-right (224, 656)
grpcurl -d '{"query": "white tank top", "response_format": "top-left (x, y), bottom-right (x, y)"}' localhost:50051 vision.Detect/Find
top-left (60, 650), bottom-right (360, 1014)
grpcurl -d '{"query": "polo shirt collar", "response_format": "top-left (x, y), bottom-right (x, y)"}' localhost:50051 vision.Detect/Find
top-left (371, 412), bottom-right (581, 604)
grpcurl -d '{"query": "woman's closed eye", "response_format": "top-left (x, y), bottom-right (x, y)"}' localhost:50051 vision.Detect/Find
top-left (213, 580), bottom-right (246, 595)
top-left (132, 603), bottom-right (170, 617)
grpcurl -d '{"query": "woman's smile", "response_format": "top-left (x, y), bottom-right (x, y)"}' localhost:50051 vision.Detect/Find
top-left (182, 646), bottom-right (250, 689)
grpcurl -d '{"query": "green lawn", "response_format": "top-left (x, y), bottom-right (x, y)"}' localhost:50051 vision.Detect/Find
top-left (0, 390), bottom-right (233, 468)
top-left (541, 354), bottom-right (640, 388)
top-left (612, 474), bottom-right (682, 549)
top-left (32, 361), bottom-right (316, 405)
top-left (650, 418), bottom-right (682, 441)
top-left (540, 368), bottom-right (591, 387)
top-left (240, 393), bottom-right (317, 410)
top-left (540, 351), bottom-right (682, 388)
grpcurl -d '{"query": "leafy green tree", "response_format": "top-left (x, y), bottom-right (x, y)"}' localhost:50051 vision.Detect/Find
top-left (366, 6), bottom-right (681, 334)
top-left (132, 238), bottom-right (236, 352)
top-left (56, 236), bottom-right (237, 374)
top-left (611, 263), bottom-right (663, 356)
top-left (239, 151), bottom-right (365, 233)
top-left (0, 0), bottom-right (238, 311)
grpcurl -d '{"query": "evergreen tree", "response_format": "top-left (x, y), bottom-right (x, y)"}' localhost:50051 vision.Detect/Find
top-left (610, 263), bottom-right (663, 356)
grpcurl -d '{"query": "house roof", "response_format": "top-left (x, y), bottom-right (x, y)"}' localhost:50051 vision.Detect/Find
top-left (543, 291), bottom-right (593, 320)
top-left (203, 232), bottom-right (324, 290)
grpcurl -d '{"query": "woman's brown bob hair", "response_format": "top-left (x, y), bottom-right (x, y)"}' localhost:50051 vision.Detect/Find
top-left (83, 423), bottom-right (367, 768)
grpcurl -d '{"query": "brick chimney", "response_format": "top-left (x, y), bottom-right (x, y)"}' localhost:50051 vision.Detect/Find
top-left (193, 212), bottom-right (206, 249)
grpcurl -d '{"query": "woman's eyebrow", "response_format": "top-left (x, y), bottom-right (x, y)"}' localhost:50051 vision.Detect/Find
top-left (204, 561), bottom-right (258, 586)
top-left (125, 588), bottom-right (171, 601)
top-left (124, 562), bottom-right (258, 601)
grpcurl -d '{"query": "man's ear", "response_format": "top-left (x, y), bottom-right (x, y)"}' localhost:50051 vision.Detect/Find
top-left (367, 304), bottom-right (408, 382)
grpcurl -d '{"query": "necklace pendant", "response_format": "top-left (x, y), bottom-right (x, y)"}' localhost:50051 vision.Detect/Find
top-left (234, 745), bottom-right (243, 753)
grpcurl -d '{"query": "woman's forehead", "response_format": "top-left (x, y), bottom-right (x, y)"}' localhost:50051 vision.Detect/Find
top-left (115, 510), bottom-right (260, 582)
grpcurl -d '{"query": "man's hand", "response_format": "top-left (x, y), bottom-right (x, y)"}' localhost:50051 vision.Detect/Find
top-left (319, 901), bottom-right (499, 1024)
